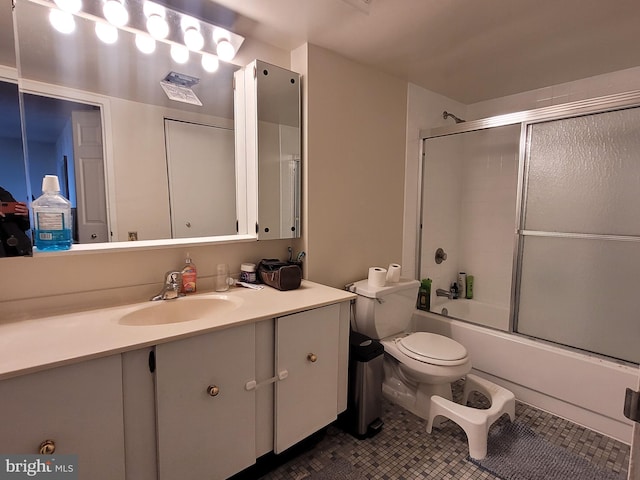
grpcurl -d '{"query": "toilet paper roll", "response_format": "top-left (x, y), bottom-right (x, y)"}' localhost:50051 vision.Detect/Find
top-left (386, 263), bottom-right (402, 283)
top-left (368, 267), bottom-right (387, 288)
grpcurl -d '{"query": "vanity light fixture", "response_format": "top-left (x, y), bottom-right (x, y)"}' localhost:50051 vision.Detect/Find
top-left (102, 0), bottom-right (128, 26)
top-left (41, 0), bottom-right (244, 73)
top-left (135, 32), bottom-right (156, 53)
top-left (95, 21), bottom-right (118, 43)
top-left (49, 8), bottom-right (76, 33)
top-left (53, 0), bottom-right (81, 13)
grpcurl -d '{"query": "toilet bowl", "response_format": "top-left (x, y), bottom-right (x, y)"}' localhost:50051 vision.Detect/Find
top-left (379, 332), bottom-right (472, 420)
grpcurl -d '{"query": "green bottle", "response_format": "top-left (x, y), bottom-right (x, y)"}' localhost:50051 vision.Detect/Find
top-left (466, 275), bottom-right (474, 299)
top-left (417, 278), bottom-right (431, 311)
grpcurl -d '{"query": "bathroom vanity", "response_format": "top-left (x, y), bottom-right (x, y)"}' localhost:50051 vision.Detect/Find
top-left (0, 281), bottom-right (354, 480)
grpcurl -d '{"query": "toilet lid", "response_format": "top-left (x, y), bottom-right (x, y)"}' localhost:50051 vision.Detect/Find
top-left (397, 332), bottom-right (468, 365)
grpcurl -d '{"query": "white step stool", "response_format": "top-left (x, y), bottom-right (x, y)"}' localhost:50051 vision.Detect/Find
top-left (426, 373), bottom-right (515, 460)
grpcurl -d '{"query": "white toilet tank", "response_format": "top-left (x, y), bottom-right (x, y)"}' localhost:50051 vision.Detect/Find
top-left (352, 279), bottom-right (420, 339)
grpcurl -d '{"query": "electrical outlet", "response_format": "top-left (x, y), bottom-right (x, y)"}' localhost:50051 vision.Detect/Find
top-left (128, 231), bottom-right (138, 241)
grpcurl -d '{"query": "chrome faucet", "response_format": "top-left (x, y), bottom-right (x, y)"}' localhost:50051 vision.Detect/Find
top-left (436, 288), bottom-right (453, 299)
top-left (151, 271), bottom-right (184, 301)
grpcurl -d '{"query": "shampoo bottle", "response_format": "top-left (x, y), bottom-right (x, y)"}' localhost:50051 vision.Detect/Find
top-left (32, 175), bottom-right (72, 251)
top-left (181, 253), bottom-right (197, 293)
top-left (457, 272), bottom-right (467, 299)
top-left (417, 278), bottom-right (431, 311)
top-left (466, 275), bottom-right (474, 299)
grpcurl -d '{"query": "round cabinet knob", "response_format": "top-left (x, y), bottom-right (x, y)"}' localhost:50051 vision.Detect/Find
top-left (39, 440), bottom-right (56, 455)
top-left (207, 385), bottom-right (220, 397)
top-left (186, 222), bottom-right (191, 228)
top-left (91, 233), bottom-right (97, 239)
top-left (307, 353), bottom-right (318, 363)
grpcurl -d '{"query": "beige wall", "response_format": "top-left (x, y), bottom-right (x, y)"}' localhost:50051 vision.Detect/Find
top-left (301, 44), bottom-right (408, 288)
top-left (0, 241), bottom-right (295, 320)
top-left (0, 44), bottom-right (409, 320)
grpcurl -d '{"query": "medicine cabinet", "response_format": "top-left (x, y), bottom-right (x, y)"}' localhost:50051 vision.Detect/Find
top-left (236, 60), bottom-right (302, 240)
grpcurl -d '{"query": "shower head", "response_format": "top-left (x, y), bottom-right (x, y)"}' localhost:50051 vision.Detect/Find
top-left (443, 111), bottom-right (465, 124)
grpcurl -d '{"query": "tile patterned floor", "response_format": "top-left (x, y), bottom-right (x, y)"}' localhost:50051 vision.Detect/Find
top-left (260, 380), bottom-right (630, 480)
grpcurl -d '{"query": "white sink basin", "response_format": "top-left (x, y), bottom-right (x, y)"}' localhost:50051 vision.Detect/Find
top-left (119, 296), bottom-right (243, 326)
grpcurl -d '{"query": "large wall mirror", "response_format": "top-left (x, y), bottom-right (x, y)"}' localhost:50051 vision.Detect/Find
top-left (0, 6), bottom-right (31, 258)
top-left (7, 0), bottom-right (302, 257)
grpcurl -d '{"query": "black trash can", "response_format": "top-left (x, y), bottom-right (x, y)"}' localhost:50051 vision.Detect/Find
top-left (342, 330), bottom-right (385, 438)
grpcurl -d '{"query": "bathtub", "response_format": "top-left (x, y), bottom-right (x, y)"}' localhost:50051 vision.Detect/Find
top-left (411, 308), bottom-right (638, 443)
top-left (431, 298), bottom-right (509, 331)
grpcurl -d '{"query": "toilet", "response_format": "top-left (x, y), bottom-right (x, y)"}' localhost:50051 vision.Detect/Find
top-left (350, 278), bottom-right (515, 459)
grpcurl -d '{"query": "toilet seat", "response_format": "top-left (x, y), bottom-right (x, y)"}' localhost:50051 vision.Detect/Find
top-left (396, 332), bottom-right (468, 366)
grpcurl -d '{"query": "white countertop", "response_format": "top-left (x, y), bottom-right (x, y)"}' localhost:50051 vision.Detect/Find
top-left (0, 280), bottom-right (355, 381)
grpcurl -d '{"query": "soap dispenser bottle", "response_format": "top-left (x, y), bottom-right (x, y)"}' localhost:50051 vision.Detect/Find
top-left (181, 253), bottom-right (197, 293)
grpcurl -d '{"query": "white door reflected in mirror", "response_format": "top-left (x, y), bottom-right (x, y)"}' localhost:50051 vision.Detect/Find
top-left (164, 119), bottom-right (236, 238)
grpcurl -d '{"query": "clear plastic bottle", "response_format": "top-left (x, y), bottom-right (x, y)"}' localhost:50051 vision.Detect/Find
top-left (32, 175), bottom-right (72, 251)
top-left (181, 253), bottom-right (197, 293)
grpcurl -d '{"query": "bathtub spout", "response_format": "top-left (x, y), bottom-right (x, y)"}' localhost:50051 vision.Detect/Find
top-left (436, 288), bottom-right (453, 299)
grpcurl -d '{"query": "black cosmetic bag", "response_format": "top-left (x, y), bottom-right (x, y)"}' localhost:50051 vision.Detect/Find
top-left (257, 259), bottom-right (302, 291)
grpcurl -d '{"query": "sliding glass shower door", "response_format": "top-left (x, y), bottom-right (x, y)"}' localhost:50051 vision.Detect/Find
top-left (515, 106), bottom-right (640, 363)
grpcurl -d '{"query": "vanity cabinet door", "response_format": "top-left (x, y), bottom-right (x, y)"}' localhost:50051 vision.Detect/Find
top-left (155, 324), bottom-right (256, 480)
top-left (0, 355), bottom-right (126, 480)
top-left (274, 304), bottom-right (341, 453)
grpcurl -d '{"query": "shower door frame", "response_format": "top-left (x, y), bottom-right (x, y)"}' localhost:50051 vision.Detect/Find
top-left (419, 89), bottom-right (640, 344)
top-left (420, 91), bottom-right (640, 476)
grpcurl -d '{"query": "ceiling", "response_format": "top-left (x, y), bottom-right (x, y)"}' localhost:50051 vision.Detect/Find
top-left (201, 0), bottom-right (640, 104)
top-left (4, 0), bottom-right (640, 106)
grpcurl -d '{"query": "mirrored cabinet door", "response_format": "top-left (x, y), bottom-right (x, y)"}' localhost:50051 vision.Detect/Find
top-left (238, 60), bottom-right (301, 240)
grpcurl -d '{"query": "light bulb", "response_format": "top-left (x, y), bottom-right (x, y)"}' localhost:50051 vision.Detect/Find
top-left (103, 0), bottom-right (129, 27)
top-left (201, 53), bottom-right (219, 73)
top-left (212, 28), bottom-right (229, 45)
top-left (170, 44), bottom-right (189, 64)
top-left (135, 34), bottom-right (156, 54)
top-left (49, 8), bottom-right (76, 34)
top-left (216, 39), bottom-right (235, 61)
top-left (146, 13), bottom-right (168, 39)
top-left (95, 22), bottom-right (118, 44)
top-left (184, 27), bottom-right (204, 51)
top-left (53, 0), bottom-right (81, 13)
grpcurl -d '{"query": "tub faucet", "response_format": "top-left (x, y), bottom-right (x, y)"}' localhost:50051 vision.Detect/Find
top-left (436, 288), bottom-right (453, 299)
top-left (151, 271), bottom-right (184, 301)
